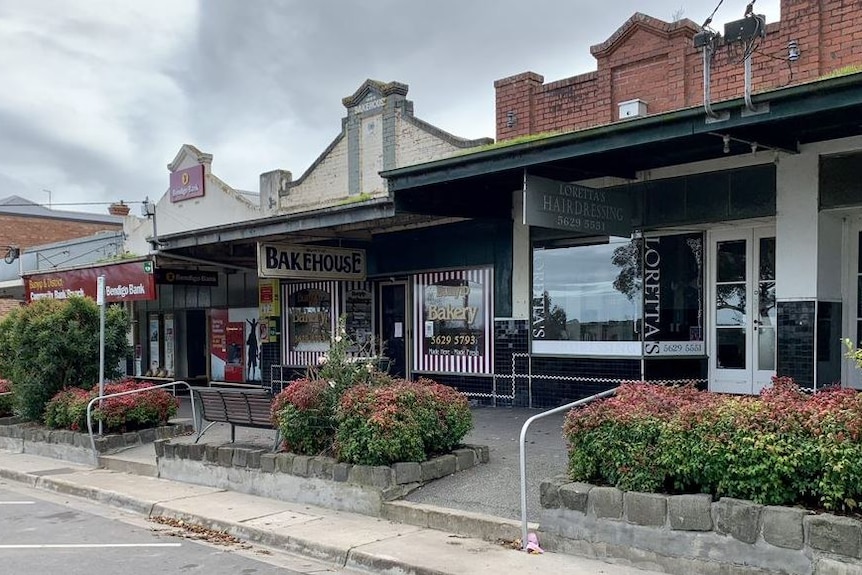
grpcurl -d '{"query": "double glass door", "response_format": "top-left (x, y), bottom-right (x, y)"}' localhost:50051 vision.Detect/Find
top-left (710, 227), bottom-right (776, 394)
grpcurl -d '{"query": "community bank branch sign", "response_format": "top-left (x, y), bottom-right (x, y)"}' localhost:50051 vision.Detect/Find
top-left (24, 260), bottom-right (156, 303)
top-left (258, 243), bottom-right (366, 281)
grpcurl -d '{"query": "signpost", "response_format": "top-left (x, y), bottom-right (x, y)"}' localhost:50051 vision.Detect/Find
top-left (97, 275), bottom-right (106, 436)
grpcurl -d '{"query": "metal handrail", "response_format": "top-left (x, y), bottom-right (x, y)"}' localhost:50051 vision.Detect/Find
top-left (86, 381), bottom-right (197, 465)
top-left (519, 387), bottom-right (618, 551)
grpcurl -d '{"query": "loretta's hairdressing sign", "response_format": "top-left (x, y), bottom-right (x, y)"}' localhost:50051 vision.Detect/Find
top-left (257, 243), bottom-right (366, 281)
top-left (523, 174), bottom-right (632, 237)
top-left (24, 260), bottom-right (156, 303)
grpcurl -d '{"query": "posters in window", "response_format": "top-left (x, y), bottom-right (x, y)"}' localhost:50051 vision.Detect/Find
top-left (413, 268), bottom-right (493, 374)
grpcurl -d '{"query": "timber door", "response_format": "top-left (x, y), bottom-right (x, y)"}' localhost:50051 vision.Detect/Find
top-left (379, 282), bottom-right (409, 378)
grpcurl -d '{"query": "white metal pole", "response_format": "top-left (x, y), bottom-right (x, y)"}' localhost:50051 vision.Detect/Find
top-left (97, 275), bottom-right (106, 436)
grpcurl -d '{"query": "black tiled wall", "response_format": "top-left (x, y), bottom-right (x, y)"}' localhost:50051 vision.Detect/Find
top-left (777, 300), bottom-right (815, 388)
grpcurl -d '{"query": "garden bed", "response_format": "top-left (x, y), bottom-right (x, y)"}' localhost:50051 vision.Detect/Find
top-left (156, 438), bottom-right (488, 516)
top-left (0, 420), bottom-right (193, 465)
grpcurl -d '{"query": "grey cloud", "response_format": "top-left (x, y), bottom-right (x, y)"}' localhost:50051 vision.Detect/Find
top-left (0, 0), bottom-right (780, 210)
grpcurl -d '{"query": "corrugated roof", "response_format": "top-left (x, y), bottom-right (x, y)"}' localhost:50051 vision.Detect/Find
top-left (0, 196), bottom-right (123, 225)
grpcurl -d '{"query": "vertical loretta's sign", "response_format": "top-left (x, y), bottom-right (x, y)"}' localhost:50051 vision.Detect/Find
top-left (413, 268), bottom-right (493, 375)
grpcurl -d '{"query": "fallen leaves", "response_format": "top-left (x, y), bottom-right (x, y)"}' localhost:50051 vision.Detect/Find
top-left (148, 515), bottom-right (251, 549)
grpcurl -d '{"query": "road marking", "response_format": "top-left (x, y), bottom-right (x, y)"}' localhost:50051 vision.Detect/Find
top-left (0, 501), bottom-right (35, 505)
top-left (0, 543), bottom-right (182, 549)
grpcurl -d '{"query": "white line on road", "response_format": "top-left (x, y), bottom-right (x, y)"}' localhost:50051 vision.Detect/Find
top-left (0, 501), bottom-right (35, 505)
top-left (0, 543), bottom-right (182, 549)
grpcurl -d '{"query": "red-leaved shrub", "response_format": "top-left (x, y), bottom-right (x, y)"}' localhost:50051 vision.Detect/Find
top-left (564, 378), bottom-right (862, 511)
top-left (335, 378), bottom-right (472, 465)
top-left (43, 379), bottom-right (178, 433)
top-left (271, 378), bottom-right (336, 455)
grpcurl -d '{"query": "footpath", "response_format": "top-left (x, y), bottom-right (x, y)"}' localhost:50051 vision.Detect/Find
top-left (0, 403), bottom-right (667, 575)
top-left (0, 450), bottom-right (663, 574)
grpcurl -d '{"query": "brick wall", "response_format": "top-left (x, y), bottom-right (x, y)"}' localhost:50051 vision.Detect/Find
top-left (496, 0), bottom-right (862, 140)
top-left (0, 215), bottom-right (121, 251)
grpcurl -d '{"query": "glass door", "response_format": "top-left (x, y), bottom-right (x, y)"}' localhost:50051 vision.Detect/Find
top-left (709, 227), bottom-right (776, 394)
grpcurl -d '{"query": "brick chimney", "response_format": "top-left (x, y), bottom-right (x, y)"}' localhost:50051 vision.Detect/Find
top-left (108, 201), bottom-right (130, 216)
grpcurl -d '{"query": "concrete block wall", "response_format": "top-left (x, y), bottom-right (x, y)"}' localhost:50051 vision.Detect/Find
top-left (157, 438), bottom-right (489, 516)
top-left (496, 0), bottom-right (862, 141)
top-left (540, 479), bottom-right (862, 575)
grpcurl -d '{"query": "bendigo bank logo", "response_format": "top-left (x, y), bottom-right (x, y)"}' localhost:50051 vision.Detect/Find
top-left (170, 166), bottom-right (204, 202)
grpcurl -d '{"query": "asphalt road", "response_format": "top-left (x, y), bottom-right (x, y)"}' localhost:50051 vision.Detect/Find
top-left (0, 482), bottom-right (360, 575)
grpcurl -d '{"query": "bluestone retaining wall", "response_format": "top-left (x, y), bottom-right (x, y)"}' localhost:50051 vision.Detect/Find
top-left (539, 478), bottom-right (862, 575)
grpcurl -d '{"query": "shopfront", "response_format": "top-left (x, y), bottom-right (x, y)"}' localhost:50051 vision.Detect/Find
top-left (23, 258), bottom-right (158, 375)
top-left (259, 226), bottom-right (500, 389)
top-left (384, 74), bottom-right (862, 406)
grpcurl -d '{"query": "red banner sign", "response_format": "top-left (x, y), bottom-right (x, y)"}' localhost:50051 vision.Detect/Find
top-left (24, 261), bottom-right (156, 303)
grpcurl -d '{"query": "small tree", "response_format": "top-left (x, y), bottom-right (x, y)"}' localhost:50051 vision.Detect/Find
top-left (0, 297), bottom-right (131, 420)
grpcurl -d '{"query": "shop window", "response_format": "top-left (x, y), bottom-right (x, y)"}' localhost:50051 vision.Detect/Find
top-left (532, 232), bottom-right (705, 357)
top-left (532, 236), bottom-right (641, 356)
top-left (641, 233), bottom-right (705, 357)
top-left (288, 287), bottom-right (332, 353)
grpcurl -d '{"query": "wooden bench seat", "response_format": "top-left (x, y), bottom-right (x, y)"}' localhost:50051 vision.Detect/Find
top-left (192, 387), bottom-right (279, 449)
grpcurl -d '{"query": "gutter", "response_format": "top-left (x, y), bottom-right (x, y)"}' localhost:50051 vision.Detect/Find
top-left (381, 72), bottom-right (862, 184)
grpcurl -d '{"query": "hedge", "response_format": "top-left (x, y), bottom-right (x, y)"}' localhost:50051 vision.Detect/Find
top-left (44, 379), bottom-right (178, 433)
top-left (564, 378), bottom-right (862, 512)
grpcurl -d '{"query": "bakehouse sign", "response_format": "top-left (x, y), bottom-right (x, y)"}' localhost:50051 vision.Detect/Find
top-left (257, 243), bottom-right (366, 281)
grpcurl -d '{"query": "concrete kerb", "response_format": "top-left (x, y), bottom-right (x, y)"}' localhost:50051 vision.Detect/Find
top-left (147, 505), bottom-right (351, 567)
top-left (0, 462), bottom-right (505, 575)
top-left (32, 474), bottom-right (157, 516)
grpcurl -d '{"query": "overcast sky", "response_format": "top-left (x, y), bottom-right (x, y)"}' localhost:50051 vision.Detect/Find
top-left (0, 0), bottom-right (779, 215)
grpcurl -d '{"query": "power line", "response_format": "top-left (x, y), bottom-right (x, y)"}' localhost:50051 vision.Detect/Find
top-left (0, 200), bottom-right (146, 208)
top-left (702, 0), bottom-right (725, 29)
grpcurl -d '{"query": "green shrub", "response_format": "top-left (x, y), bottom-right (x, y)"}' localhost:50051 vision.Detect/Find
top-left (564, 378), bottom-right (862, 511)
top-left (271, 378), bottom-right (336, 455)
top-left (44, 387), bottom-right (90, 431)
top-left (0, 297), bottom-right (131, 420)
top-left (335, 379), bottom-right (473, 466)
top-left (44, 380), bottom-right (177, 433)
top-left (0, 378), bottom-right (14, 417)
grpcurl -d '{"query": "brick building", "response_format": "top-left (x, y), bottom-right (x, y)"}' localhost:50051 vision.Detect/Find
top-left (0, 195), bottom-right (122, 251)
top-left (382, 0), bottom-right (862, 405)
top-left (495, 3), bottom-right (862, 140)
top-left (0, 196), bottom-right (124, 310)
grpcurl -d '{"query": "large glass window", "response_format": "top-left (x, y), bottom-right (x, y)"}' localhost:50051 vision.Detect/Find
top-left (532, 232), bottom-right (705, 357)
top-left (532, 236), bottom-right (642, 355)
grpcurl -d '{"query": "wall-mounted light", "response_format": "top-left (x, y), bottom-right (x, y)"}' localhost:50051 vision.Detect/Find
top-left (788, 40), bottom-right (800, 61)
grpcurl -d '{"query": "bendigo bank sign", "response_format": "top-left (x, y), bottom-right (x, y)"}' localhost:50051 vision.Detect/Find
top-left (257, 243), bottom-right (366, 281)
top-left (24, 261), bottom-right (156, 303)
